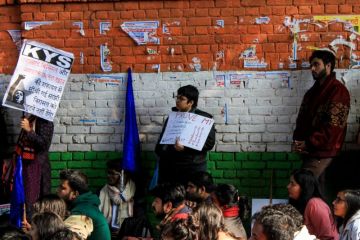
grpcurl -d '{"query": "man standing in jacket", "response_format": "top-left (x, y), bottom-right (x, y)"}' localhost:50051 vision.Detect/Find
top-left (292, 49), bottom-right (350, 191)
top-left (155, 85), bottom-right (216, 185)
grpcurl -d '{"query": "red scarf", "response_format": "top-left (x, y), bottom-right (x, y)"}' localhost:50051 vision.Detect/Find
top-left (222, 206), bottom-right (239, 218)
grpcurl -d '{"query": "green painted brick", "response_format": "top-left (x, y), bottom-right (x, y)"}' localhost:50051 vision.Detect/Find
top-left (248, 152), bottom-right (261, 161)
top-left (288, 153), bottom-right (301, 161)
top-left (242, 161), bottom-right (266, 169)
top-left (292, 161), bottom-right (302, 169)
top-left (209, 170), bottom-right (223, 178)
top-left (223, 153), bottom-right (234, 161)
top-left (68, 161), bottom-right (92, 168)
top-left (214, 178), bottom-right (239, 185)
top-left (234, 162), bottom-right (242, 169)
top-left (207, 161), bottom-right (215, 170)
top-left (274, 178), bottom-right (289, 188)
top-left (235, 152), bottom-right (248, 161)
top-left (51, 161), bottom-right (67, 170)
top-left (145, 152), bottom-right (157, 162)
top-left (224, 170), bottom-right (236, 178)
top-left (108, 152), bottom-right (122, 160)
top-left (274, 153), bottom-right (287, 161)
top-left (210, 152), bottom-right (223, 161)
top-left (216, 161), bottom-right (235, 169)
top-left (92, 160), bottom-right (107, 169)
top-left (88, 178), bottom-right (106, 187)
top-left (61, 152), bottom-right (72, 161)
top-left (250, 187), bottom-right (270, 197)
top-left (276, 170), bottom-right (291, 178)
top-left (241, 178), bottom-right (265, 187)
top-left (85, 152), bottom-right (97, 160)
top-left (49, 152), bottom-right (61, 161)
top-left (86, 169), bottom-right (107, 178)
top-left (267, 162), bottom-right (291, 169)
top-left (73, 152), bottom-right (85, 161)
top-left (261, 152), bottom-right (274, 161)
top-left (274, 187), bottom-right (288, 198)
top-left (51, 170), bottom-right (60, 178)
top-left (248, 170), bottom-right (262, 178)
top-left (51, 179), bottom-right (60, 187)
top-left (236, 170), bottom-right (248, 178)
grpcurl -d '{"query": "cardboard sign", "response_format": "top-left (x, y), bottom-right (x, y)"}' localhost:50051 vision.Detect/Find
top-left (2, 40), bottom-right (74, 121)
top-left (160, 111), bottom-right (214, 151)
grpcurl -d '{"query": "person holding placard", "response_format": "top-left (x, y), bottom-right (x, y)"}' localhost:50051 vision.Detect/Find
top-left (155, 85), bottom-right (215, 185)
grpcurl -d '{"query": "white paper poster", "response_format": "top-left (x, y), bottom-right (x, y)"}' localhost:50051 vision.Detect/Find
top-left (120, 21), bottom-right (160, 45)
top-left (2, 40), bottom-right (74, 121)
top-left (160, 112), bottom-right (214, 151)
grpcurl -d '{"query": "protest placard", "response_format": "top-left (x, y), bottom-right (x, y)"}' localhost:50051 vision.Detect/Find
top-left (160, 111), bottom-right (214, 151)
top-left (2, 40), bottom-right (74, 121)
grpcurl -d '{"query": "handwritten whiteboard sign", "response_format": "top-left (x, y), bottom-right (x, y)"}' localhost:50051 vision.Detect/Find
top-left (2, 40), bottom-right (74, 121)
top-left (160, 112), bottom-right (214, 151)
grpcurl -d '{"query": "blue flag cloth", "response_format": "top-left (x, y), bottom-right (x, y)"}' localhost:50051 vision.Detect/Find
top-left (122, 68), bottom-right (140, 172)
top-left (10, 155), bottom-right (25, 228)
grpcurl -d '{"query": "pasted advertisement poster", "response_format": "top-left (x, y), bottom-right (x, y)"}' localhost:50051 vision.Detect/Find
top-left (2, 40), bottom-right (74, 121)
top-left (120, 21), bottom-right (160, 45)
top-left (160, 112), bottom-right (214, 151)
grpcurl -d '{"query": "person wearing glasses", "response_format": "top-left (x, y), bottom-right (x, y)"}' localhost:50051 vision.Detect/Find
top-left (287, 169), bottom-right (338, 240)
top-left (333, 189), bottom-right (360, 240)
top-left (155, 85), bottom-right (215, 185)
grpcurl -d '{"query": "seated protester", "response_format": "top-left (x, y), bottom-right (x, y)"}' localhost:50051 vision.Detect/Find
top-left (57, 169), bottom-right (111, 240)
top-left (191, 203), bottom-right (238, 240)
top-left (186, 171), bottom-right (215, 208)
top-left (250, 205), bottom-right (299, 240)
top-left (117, 215), bottom-right (153, 240)
top-left (288, 169), bottom-right (338, 240)
top-left (160, 218), bottom-right (197, 240)
top-left (332, 189), bottom-right (360, 240)
top-left (212, 184), bottom-right (247, 240)
top-left (99, 160), bottom-right (136, 233)
top-left (0, 224), bottom-right (31, 240)
top-left (28, 212), bottom-right (65, 240)
top-left (151, 183), bottom-right (192, 230)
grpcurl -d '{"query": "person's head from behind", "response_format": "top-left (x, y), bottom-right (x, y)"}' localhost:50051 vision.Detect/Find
top-left (261, 204), bottom-right (303, 232)
top-left (212, 183), bottom-right (239, 208)
top-left (191, 203), bottom-right (225, 240)
top-left (33, 194), bottom-right (67, 220)
top-left (46, 228), bottom-right (82, 240)
top-left (333, 189), bottom-right (360, 225)
top-left (151, 183), bottom-right (186, 219)
top-left (176, 85), bottom-right (199, 112)
top-left (250, 206), bottom-right (298, 240)
top-left (57, 169), bottom-right (88, 203)
top-left (186, 171), bottom-right (215, 202)
top-left (160, 219), bottom-right (197, 240)
top-left (29, 212), bottom-right (65, 240)
top-left (309, 49), bottom-right (336, 81)
top-left (287, 169), bottom-right (322, 214)
top-left (0, 225), bottom-right (31, 240)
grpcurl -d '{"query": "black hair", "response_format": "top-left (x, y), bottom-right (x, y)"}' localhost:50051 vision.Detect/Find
top-left (309, 50), bottom-right (336, 72)
top-left (31, 212), bottom-right (65, 240)
top-left (188, 171), bottom-right (215, 194)
top-left (160, 219), bottom-right (197, 240)
top-left (177, 85), bottom-right (199, 108)
top-left (106, 160), bottom-right (122, 172)
top-left (0, 225), bottom-right (31, 240)
top-left (45, 228), bottom-right (81, 240)
top-left (341, 189), bottom-right (360, 226)
top-left (59, 169), bottom-right (89, 194)
top-left (151, 183), bottom-right (186, 208)
top-left (288, 169), bottom-right (323, 214)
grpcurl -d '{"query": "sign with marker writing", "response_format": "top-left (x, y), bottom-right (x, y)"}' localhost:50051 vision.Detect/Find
top-left (2, 40), bottom-right (74, 121)
top-left (160, 112), bottom-right (214, 151)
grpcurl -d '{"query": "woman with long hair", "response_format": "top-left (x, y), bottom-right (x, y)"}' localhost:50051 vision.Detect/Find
top-left (287, 169), bottom-right (338, 240)
top-left (332, 189), bottom-right (360, 240)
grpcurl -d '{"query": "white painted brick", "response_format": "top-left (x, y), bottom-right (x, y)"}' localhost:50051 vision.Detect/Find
top-left (70, 82), bottom-right (82, 91)
top-left (73, 135), bottom-right (85, 143)
top-left (267, 124), bottom-right (292, 133)
top-left (82, 82), bottom-right (95, 91)
top-left (249, 107), bottom-right (271, 115)
top-left (241, 143), bottom-right (266, 152)
top-left (68, 144), bottom-right (91, 151)
top-left (240, 124), bottom-right (266, 133)
top-left (96, 100), bottom-right (108, 108)
top-left (251, 116), bottom-right (265, 124)
top-left (262, 134), bottom-right (275, 142)
top-left (110, 135), bottom-right (122, 143)
top-left (267, 144), bottom-right (291, 152)
top-left (223, 133), bottom-right (237, 143)
top-left (216, 124), bottom-right (240, 133)
top-left (139, 116), bottom-right (151, 125)
top-left (144, 99), bottom-right (156, 107)
top-left (60, 117), bottom-right (72, 125)
top-left (67, 126), bottom-right (90, 134)
top-left (225, 116), bottom-right (239, 124)
top-left (98, 135), bottom-right (110, 143)
top-left (49, 144), bottom-right (67, 152)
top-left (278, 116), bottom-right (290, 123)
top-left (85, 135), bottom-right (97, 143)
top-left (272, 106), bottom-right (297, 115)
top-left (54, 126), bottom-right (66, 134)
top-left (84, 100), bottom-right (96, 108)
top-left (142, 143), bottom-right (156, 151)
top-left (61, 135), bottom-right (73, 144)
top-left (51, 135), bottom-right (60, 144)
top-left (139, 125), bottom-right (163, 133)
top-left (90, 126), bottom-right (114, 134)
top-left (151, 116), bottom-right (165, 125)
top-left (265, 116), bottom-right (277, 124)
top-left (249, 134), bottom-right (262, 142)
top-left (236, 133), bottom-right (249, 142)
top-left (216, 144), bottom-right (240, 152)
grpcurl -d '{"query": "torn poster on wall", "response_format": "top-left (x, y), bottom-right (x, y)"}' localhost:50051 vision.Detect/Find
top-left (2, 40), bottom-right (74, 121)
top-left (120, 21), bottom-right (160, 45)
top-left (87, 74), bottom-right (126, 87)
top-left (100, 44), bottom-right (112, 72)
top-left (256, 17), bottom-right (270, 24)
top-left (100, 22), bottom-right (111, 35)
top-left (7, 30), bottom-right (22, 51)
top-left (313, 15), bottom-right (360, 35)
top-left (244, 57), bottom-right (268, 68)
top-left (73, 22), bottom-right (85, 36)
top-left (24, 21), bottom-right (53, 30)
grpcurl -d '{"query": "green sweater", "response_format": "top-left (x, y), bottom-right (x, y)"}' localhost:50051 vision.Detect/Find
top-left (70, 191), bottom-right (111, 240)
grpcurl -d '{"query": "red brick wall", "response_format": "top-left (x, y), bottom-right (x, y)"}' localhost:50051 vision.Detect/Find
top-left (1, 0), bottom-right (360, 74)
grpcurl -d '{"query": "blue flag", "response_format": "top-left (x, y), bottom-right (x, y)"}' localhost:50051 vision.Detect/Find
top-left (10, 155), bottom-right (25, 228)
top-left (122, 68), bottom-right (140, 172)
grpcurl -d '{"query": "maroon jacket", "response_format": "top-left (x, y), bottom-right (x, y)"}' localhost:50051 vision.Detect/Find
top-left (293, 72), bottom-right (350, 158)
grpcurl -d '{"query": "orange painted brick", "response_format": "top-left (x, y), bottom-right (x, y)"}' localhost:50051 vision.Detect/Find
top-left (215, 35), bottom-right (241, 44)
top-left (89, 3), bottom-right (114, 11)
top-left (135, 55), bottom-right (161, 64)
top-left (65, 4), bottom-right (88, 11)
top-left (241, 0), bottom-right (266, 6)
top-left (45, 12), bottom-right (58, 21)
top-left (259, 7), bottom-right (272, 15)
top-left (140, 1), bottom-right (163, 10)
top-left (325, 5), bottom-right (338, 14)
top-left (329, 23), bottom-right (343, 32)
top-left (215, 0), bottom-right (233, 7)
top-left (162, 55), bottom-right (186, 63)
top-left (195, 26), bottom-right (208, 35)
top-left (20, 4), bottom-right (40, 12)
top-left (221, 8), bottom-right (234, 17)
top-left (41, 3), bottom-right (64, 12)
top-left (237, 25), bottom-right (247, 34)
top-left (163, 36), bottom-right (189, 45)
top-left (183, 45), bottom-right (197, 54)
top-left (33, 12), bottom-right (45, 21)
top-left (65, 38), bottom-right (88, 47)
top-left (190, 1), bottom-right (214, 8)
top-left (339, 5), bottom-right (352, 13)
top-left (96, 11), bottom-right (108, 20)
top-left (132, 46), bottom-right (146, 55)
top-left (114, 2), bottom-right (139, 10)
top-left (117, 56), bottom-right (136, 64)
top-left (59, 11), bottom-right (70, 20)
top-left (170, 9), bottom-right (183, 18)
top-left (121, 10), bottom-right (134, 19)
top-left (159, 9), bottom-right (170, 18)
top-left (266, 0), bottom-right (292, 5)
top-left (188, 53), bottom-right (213, 62)
top-left (188, 17), bottom-right (211, 26)
top-left (183, 27), bottom-right (195, 35)
top-left (198, 45), bottom-right (210, 53)
top-left (196, 8), bottom-right (209, 17)
top-left (241, 34), bottom-right (259, 43)
top-left (189, 35), bottom-right (214, 44)
top-left (108, 11), bottom-right (120, 20)
top-left (42, 39), bottom-right (65, 48)
top-left (119, 46), bottom-right (132, 56)
top-left (312, 5), bottom-right (324, 14)
top-left (247, 25), bottom-right (260, 34)
top-left (268, 34), bottom-right (290, 43)
top-left (234, 8), bottom-right (245, 16)
top-left (354, 6), bottom-right (360, 13)
top-left (319, 0), bottom-right (345, 3)
top-left (70, 12), bottom-right (83, 20)
top-left (164, 1), bottom-right (189, 9)
top-left (21, 31), bottom-right (33, 38)
top-left (262, 43), bottom-right (275, 52)
top-left (293, 0), bottom-right (315, 5)
top-left (21, 12), bottom-right (32, 21)
top-left (260, 25), bottom-right (273, 34)
top-left (275, 43), bottom-right (289, 52)
top-left (245, 7), bottom-right (259, 16)
top-left (145, 10), bottom-right (158, 18)
top-left (272, 6), bottom-right (285, 15)
top-left (183, 9), bottom-right (195, 17)
top-left (286, 6), bottom-right (298, 15)
top-left (299, 6), bottom-right (311, 14)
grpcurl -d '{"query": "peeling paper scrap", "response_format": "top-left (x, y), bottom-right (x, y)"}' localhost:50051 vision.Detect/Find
top-left (330, 38), bottom-right (356, 50)
top-left (313, 15), bottom-right (360, 34)
top-left (146, 48), bottom-right (158, 55)
top-left (24, 21), bottom-right (53, 30)
top-left (288, 62), bottom-right (297, 69)
top-left (120, 21), bottom-right (160, 45)
top-left (256, 16), bottom-right (270, 24)
top-left (244, 58), bottom-right (267, 68)
top-left (190, 57), bottom-right (201, 71)
top-left (214, 73), bottom-right (226, 87)
top-left (80, 52), bottom-right (84, 65)
top-left (241, 45), bottom-right (256, 58)
top-left (100, 44), bottom-right (112, 72)
top-left (301, 61), bottom-right (310, 68)
top-left (292, 40), bottom-right (298, 60)
top-left (162, 24), bottom-right (170, 34)
top-left (216, 20), bottom-right (224, 28)
top-left (73, 22), bottom-right (85, 36)
top-left (99, 22), bottom-right (111, 35)
top-left (7, 30), bottom-right (22, 50)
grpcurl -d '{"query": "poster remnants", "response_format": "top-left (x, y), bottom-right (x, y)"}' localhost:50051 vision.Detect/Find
top-left (120, 21), bottom-right (160, 45)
